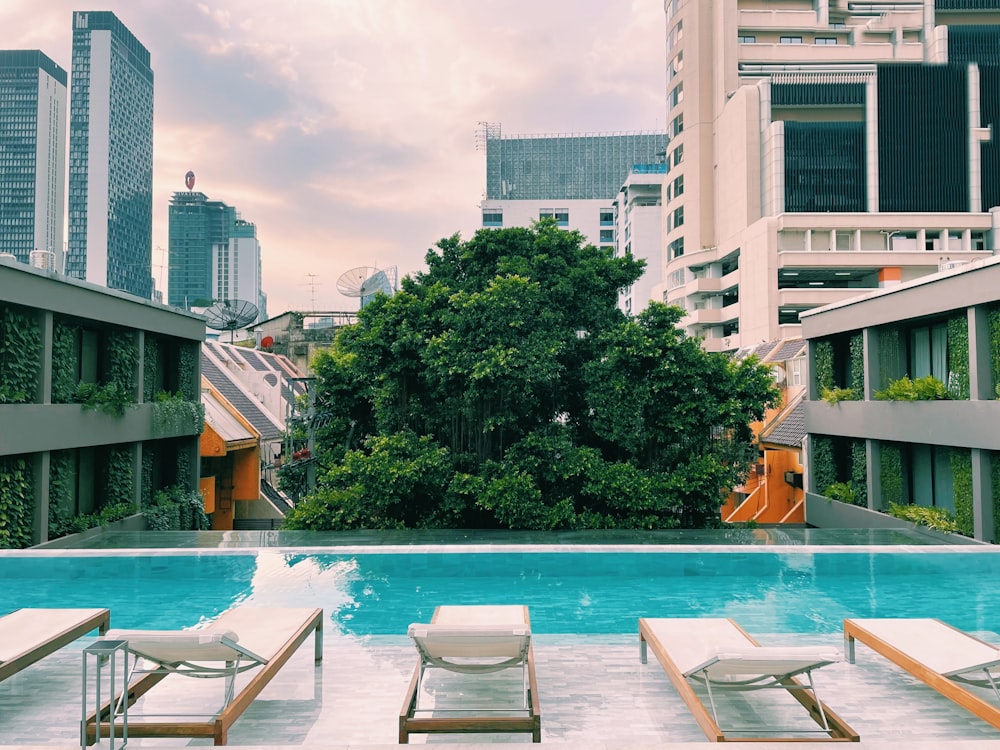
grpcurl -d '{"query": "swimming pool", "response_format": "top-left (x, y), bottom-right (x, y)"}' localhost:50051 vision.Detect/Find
top-left (2, 547), bottom-right (998, 636)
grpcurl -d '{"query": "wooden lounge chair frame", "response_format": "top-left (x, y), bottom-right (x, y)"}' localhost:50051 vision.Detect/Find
top-left (844, 617), bottom-right (1000, 731)
top-left (640, 617), bottom-right (859, 743)
top-left (0, 608), bottom-right (110, 683)
top-left (83, 607), bottom-right (323, 746)
top-left (399, 604), bottom-right (541, 743)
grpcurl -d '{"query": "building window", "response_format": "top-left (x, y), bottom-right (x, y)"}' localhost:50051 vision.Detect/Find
top-left (815, 37), bottom-right (838, 45)
top-left (540, 209), bottom-right (569, 226)
top-left (672, 143), bottom-right (684, 167)
top-left (600, 210), bottom-right (614, 226)
top-left (738, 35), bottom-right (756, 44)
top-left (671, 113), bottom-right (684, 137)
top-left (672, 174), bottom-right (684, 198)
top-left (600, 229), bottom-right (614, 243)
top-left (789, 355), bottom-right (804, 386)
top-left (669, 237), bottom-right (685, 260)
top-left (780, 36), bottom-right (803, 44)
top-left (668, 51), bottom-right (684, 79)
top-left (672, 206), bottom-right (684, 230)
top-left (669, 83), bottom-right (684, 110)
top-left (482, 211), bottom-right (502, 227)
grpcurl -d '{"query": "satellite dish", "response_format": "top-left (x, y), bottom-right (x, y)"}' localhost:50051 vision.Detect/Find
top-left (337, 265), bottom-right (398, 308)
top-left (203, 299), bottom-right (259, 342)
top-left (337, 266), bottom-right (380, 297)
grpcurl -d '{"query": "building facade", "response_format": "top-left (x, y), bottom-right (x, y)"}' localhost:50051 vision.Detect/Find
top-left (478, 125), bottom-right (667, 265)
top-left (613, 164), bottom-right (665, 314)
top-left (660, 0), bottom-right (999, 352)
top-left (0, 51), bottom-right (67, 268)
top-left (0, 258), bottom-right (204, 547)
top-left (169, 191), bottom-right (265, 320)
top-left (801, 255), bottom-right (1000, 542)
top-left (66, 11), bottom-right (153, 299)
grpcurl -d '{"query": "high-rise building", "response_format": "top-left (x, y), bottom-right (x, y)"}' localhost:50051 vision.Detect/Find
top-left (660, 1), bottom-right (999, 352)
top-left (478, 124), bottom-right (667, 260)
top-left (168, 191), bottom-right (265, 321)
top-left (66, 11), bottom-right (153, 298)
top-left (0, 51), bottom-right (67, 268)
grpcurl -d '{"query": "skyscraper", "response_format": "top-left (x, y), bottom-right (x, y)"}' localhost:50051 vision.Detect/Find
top-left (0, 51), bottom-right (67, 267)
top-left (169, 191), bottom-right (265, 322)
top-left (659, 1), bottom-right (1000, 352)
top-left (66, 11), bottom-right (153, 298)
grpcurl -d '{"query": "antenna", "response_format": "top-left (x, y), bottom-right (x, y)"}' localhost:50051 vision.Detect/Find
top-left (303, 274), bottom-right (319, 312)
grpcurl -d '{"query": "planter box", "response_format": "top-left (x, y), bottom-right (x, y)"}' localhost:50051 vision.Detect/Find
top-left (32, 513), bottom-right (148, 549)
top-left (805, 400), bottom-right (1000, 449)
top-left (804, 492), bottom-right (983, 545)
top-left (0, 402), bottom-right (200, 456)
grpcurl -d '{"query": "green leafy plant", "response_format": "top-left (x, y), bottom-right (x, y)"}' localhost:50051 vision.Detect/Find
top-left (51, 319), bottom-right (81, 404)
top-left (951, 448), bottom-right (974, 537)
top-left (874, 375), bottom-right (949, 401)
top-left (74, 381), bottom-right (133, 417)
top-left (824, 481), bottom-right (856, 505)
top-left (887, 502), bottom-right (958, 533)
top-left (849, 332), bottom-right (865, 395)
top-left (880, 443), bottom-right (904, 506)
top-left (0, 454), bottom-right (33, 548)
top-left (947, 315), bottom-right (970, 400)
top-left (814, 340), bottom-right (834, 392)
top-left (811, 436), bottom-right (837, 497)
top-left (820, 385), bottom-right (856, 404)
top-left (850, 440), bottom-right (868, 508)
top-left (0, 302), bottom-right (42, 404)
top-left (144, 484), bottom-right (210, 531)
top-left (151, 391), bottom-right (205, 435)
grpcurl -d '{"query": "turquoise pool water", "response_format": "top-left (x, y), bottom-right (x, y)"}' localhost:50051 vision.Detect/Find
top-left (2, 549), bottom-right (997, 636)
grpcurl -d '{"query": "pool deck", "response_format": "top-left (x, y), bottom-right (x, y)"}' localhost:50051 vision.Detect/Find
top-left (4, 630), bottom-right (1000, 747)
top-left (5, 530), bottom-right (998, 746)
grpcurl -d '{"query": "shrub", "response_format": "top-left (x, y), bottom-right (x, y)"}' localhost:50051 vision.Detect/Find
top-left (874, 375), bottom-right (948, 401)
top-left (820, 386), bottom-right (856, 404)
top-left (887, 502), bottom-right (958, 533)
top-left (824, 482), bottom-right (858, 506)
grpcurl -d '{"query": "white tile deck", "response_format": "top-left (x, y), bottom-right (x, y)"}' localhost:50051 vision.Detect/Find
top-left (3, 631), bottom-right (1000, 747)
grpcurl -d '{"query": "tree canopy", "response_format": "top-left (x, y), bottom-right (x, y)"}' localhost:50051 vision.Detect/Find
top-left (283, 221), bottom-right (779, 531)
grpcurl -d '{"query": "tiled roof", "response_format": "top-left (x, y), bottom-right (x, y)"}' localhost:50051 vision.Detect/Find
top-left (769, 339), bottom-right (805, 363)
top-left (761, 401), bottom-right (806, 449)
top-left (200, 352), bottom-right (283, 440)
top-left (752, 339), bottom-right (781, 360)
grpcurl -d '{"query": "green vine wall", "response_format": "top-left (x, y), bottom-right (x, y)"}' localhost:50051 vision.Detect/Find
top-left (105, 328), bottom-right (139, 398)
top-left (177, 342), bottom-right (199, 401)
top-left (47, 450), bottom-right (77, 538)
top-left (0, 455), bottom-right (33, 548)
top-left (947, 314), bottom-right (970, 400)
top-left (850, 439), bottom-right (868, 507)
top-left (849, 333), bottom-right (865, 396)
top-left (950, 448), bottom-right (973, 537)
top-left (143, 335), bottom-right (159, 402)
top-left (811, 435), bottom-right (837, 494)
top-left (814, 341), bottom-right (834, 392)
top-left (880, 443), bottom-right (904, 507)
top-left (103, 445), bottom-right (135, 506)
top-left (0, 302), bottom-right (42, 404)
top-left (990, 307), bottom-right (1000, 398)
top-left (51, 319), bottom-right (80, 404)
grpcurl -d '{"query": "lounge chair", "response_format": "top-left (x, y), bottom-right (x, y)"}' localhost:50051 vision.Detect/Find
top-left (639, 618), bottom-right (859, 742)
top-left (844, 617), bottom-right (1000, 731)
top-left (0, 607), bottom-right (110, 682)
top-left (83, 606), bottom-right (322, 746)
top-left (399, 604), bottom-right (541, 743)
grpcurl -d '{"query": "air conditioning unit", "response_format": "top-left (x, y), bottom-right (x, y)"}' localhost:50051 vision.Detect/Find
top-left (784, 470), bottom-right (803, 489)
top-left (754, 463), bottom-right (766, 477)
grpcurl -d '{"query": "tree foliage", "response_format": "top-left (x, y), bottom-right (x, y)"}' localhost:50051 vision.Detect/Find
top-left (283, 222), bottom-right (779, 531)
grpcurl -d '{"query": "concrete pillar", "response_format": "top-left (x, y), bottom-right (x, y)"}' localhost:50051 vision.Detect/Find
top-left (867, 440), bottom-right (882, 511)
top-left (972, 448), bottom-right (995, 543)
top-left (970, 305), bottom-right (991, 401)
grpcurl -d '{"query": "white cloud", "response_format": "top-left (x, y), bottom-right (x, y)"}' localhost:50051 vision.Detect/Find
top-left (0, 0), bottom-right (664, 312)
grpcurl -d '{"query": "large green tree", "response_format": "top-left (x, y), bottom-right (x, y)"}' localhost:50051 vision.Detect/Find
top-left (284, 221), bottom-right (778, 530)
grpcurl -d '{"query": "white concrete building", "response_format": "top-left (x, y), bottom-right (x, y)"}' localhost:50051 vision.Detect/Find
top-left (659, 0), bottom-right (999, 352)
top-left (614, 165), bottom-right (665, 315)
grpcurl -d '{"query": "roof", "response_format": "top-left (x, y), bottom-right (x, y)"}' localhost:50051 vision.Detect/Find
top-left (768, 339), bottom-right (805, 363)
top-left (761, 401), bottom-right (806, 449)
top-left (200, 349), bottom-right (284, 441)
top-left (203, 389), bottom-right (256, 444)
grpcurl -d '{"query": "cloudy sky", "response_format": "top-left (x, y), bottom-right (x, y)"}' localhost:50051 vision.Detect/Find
top-left (3, 1), bottom-right (665, 314)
